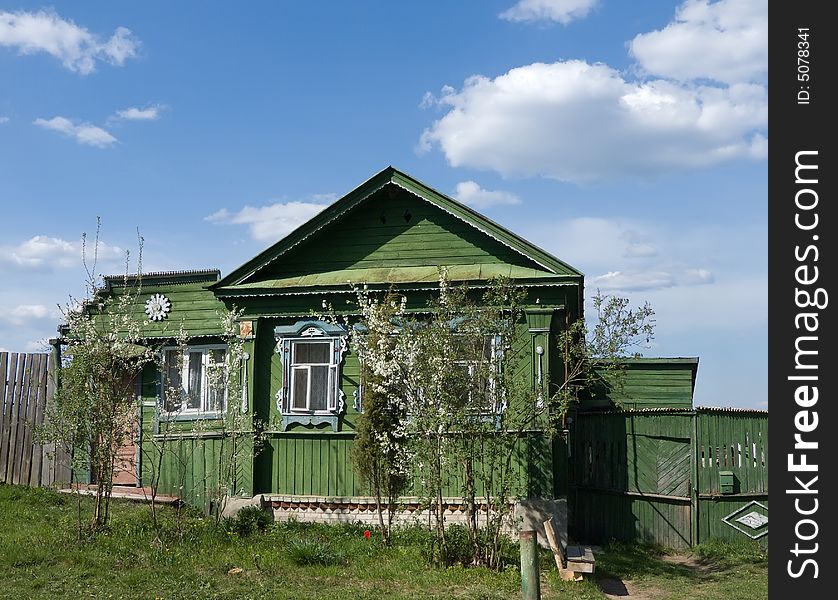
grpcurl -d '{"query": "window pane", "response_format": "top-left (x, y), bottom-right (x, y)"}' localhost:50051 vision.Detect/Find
top-left (187, 352), bottom-right (203, 409)
top-left (293, 341), bottom-right (330, 364)
top-left (163, 349), bottom-right (182, 412)
top-left (292, 367), bottom-right (309, 410)
top-left (207, 349), bottom-right (226, 412)
top-left (310, 365), bottom-right (329, 411)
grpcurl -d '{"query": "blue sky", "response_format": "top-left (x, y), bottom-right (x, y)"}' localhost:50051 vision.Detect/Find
top-left (0, 1), bottom-right (767, 408)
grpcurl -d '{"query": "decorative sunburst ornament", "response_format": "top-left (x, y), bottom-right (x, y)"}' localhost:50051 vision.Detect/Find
top-left (145, 293), bottom-right (171, 321)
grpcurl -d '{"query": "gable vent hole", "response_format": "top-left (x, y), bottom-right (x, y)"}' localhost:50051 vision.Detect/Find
top-left (380, 213), bottom-right (387, 224)
top-left (403, 210), bottom-right (412, 223)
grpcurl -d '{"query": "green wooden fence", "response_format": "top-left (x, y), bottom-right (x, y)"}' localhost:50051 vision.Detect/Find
top-left (569, 407), bottom-right (768, 549)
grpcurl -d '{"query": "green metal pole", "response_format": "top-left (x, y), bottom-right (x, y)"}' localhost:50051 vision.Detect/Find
top-left (520, 530), bottom-right (540, 600)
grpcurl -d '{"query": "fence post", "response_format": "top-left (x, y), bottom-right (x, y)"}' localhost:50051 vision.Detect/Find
top-left (520, 529), bottom-right (540, 600)
top-left (690, 410), bottom-right (699, 546)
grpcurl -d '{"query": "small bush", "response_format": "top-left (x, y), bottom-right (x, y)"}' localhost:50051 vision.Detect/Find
top-left (227, 505), bottom-right (272, 537)
top-left (285, 538), bottom-right (348, 567)
top-left (442, 524), bottom-right (474, 566)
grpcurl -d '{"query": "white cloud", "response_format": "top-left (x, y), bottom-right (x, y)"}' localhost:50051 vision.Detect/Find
top-left (621, 229), bottom-right (658, 258)
top-left (207, 201), bottom-right (330, 242)
top-left (591, 266), bottom-right (716, 292)
top-left (420, 61), bottom-right (766, 183)
top-left (682, 267), bottom-right (714, 285)
top-left (630, 0), bottom-right (767, 84)
top-left (453, 181), bottom-right (521, 208)
top-left (34, 116), bottom-right (117, 147)
top-left (0, 9), bottom-right (139, 74)
top-left (500, 0), bottom-right (598, 24)
top-left (112, 105), bottom-right (163, 121)
top-left (592, 270), bottom-right (675, 291)
top-left (0, 235), bottom-right (123, 270)
top-left (0, 116), bottom-right (8, 124)
top-left (0, 304), bottom-right (60, 326)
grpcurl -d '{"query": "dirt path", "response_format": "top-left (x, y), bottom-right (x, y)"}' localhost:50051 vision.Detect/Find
top-left (596, 553), bottom-right (710, 599)
top-left (597, 576), bottom-right (662, 599)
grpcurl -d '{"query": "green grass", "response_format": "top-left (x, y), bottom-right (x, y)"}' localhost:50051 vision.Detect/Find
top-left (0, 485), bottom-right (767, 600)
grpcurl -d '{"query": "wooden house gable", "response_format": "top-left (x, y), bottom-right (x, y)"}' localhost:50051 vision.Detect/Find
top-left (212, 167), bottom-right (582, 293)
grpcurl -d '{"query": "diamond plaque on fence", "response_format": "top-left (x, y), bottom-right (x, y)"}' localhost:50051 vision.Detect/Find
top-left (722, 501), bottom-right (768, 540)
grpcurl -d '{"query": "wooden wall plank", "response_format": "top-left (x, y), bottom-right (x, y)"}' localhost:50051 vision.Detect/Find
top-left (12, 353), bottom-right (35, 485)
top-left (0, 353), bottom-right (7, 460)
top-left (20, 354), bottom-right (45, 485)
top-left (6, 354), bottom-right (26, 484)
top-left (30, 354), bottom-right (48, 487)
top-left (0, 353), bottom-right (19, 482)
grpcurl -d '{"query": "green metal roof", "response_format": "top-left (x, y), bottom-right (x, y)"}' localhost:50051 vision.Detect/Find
top-left (215, 264), bottom-right (573, 294)
top-left (212, 167), bottom-right (583, 292)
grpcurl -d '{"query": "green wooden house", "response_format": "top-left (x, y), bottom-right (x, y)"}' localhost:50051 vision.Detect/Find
top-left (83, 167), bottom-right (700, 535)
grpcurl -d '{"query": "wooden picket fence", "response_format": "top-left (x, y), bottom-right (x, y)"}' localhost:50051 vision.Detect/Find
top-left (0, 351), bottom-right (71, 487)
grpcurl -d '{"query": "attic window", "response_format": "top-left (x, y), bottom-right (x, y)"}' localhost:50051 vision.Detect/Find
top-left (403, 210), bottom-right (412, 223)
top-left (380, 213), bottom-right (387, 224)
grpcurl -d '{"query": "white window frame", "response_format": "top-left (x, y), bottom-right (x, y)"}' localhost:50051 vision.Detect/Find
top-left (451, 333), bottom-right (502, 414)
top-left (287, 337), bottom-right (341, 414)
top-left (160, 344), bottom-right (228, 417)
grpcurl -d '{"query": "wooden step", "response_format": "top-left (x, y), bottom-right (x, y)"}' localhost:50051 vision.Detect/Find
top-left (565, 545), bottom-right (596, 574)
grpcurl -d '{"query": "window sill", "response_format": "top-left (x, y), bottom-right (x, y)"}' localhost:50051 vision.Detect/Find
top-left (159, 411), bottom-right (223, 422)
top-left (279, 412), bottom-right (341, 432)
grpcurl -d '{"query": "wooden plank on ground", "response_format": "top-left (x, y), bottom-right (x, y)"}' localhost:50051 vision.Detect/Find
top-left (543, 517), bottom-right (566, 569)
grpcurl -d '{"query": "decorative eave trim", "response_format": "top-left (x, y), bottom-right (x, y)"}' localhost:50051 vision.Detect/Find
top-left (103, 269), bottom-right (221, 290)
top-left (213, 280), bottom-right (579, 298)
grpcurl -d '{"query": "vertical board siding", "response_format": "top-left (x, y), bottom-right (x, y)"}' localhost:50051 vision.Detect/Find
top-left (0, 352), bottom-right (69, 487)
top-left (697, 497), bottom-right (769, 543)
top-left (271, 434), bottom-right (360, 497)
top-left (266, 431), bottom-right (547, 500)
top-left (138, 434), bottom-right (228, 508)
top-left (571, 409), bottom-right (768, 548)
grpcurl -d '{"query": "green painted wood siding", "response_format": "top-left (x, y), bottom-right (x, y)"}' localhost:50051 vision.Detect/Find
top-left (696, 497), bottom-right (768, 544)
top-left (584, 360), bottom-right (697, 410)
top-left (263, 431), bottom-right (552, 499)
top-left (251, 188), bottom-right (550, 283)
top-left (695, 411), bottom-right (768, 495)
top-left (570, 490), bottom-right (692, 549)
top-left (571, 412), bottom-right (692, 496)
top-left (102, 281), bottom-right (227, 339)
top-left (570, 409), bottom-right (768, 548)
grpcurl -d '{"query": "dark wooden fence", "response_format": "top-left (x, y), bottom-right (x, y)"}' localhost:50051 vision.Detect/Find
top-left (0, 352), bottom-right (71, 487)
top-left (570, 407), bottom-right (768, 549)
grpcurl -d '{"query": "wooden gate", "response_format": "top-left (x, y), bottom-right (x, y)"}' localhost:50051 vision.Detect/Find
top-left (570, 407), bottom-right (768, 548)
top-left (0, 351), bottom-right (71, 487)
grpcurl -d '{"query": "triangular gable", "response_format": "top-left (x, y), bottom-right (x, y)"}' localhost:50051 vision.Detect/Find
top-left (212, 167), bottom-right (582, 291)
